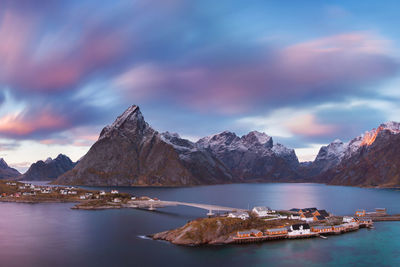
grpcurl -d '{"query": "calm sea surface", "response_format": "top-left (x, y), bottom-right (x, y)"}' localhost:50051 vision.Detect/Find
top-left (0, 183), bottom-right (399, 267)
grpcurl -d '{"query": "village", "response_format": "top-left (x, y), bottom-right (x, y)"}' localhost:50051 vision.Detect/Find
top-left (0, 180), bottom-right (149, 207)
top-left (229, 206), bottom-right (377, 243)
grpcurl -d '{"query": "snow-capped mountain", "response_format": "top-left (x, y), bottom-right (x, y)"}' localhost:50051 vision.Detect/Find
top-left (196, 131), bottom-right (300, 181)
top-left (0, 158), bottom-right (20, 179)
top-left (312, 121), bottom-right (400, 187)
top-left (56, 105), bottom-right (233, 186)
top-left (54, 104), bottom-right (400, 188)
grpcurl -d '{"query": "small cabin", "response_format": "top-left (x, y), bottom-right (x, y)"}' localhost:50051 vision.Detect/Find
top-left (333, 224), bottom-right (347, 231)
top-left (343, 216), bottom-right (355, 223)
top-left (237, 231), bottom-right (251, 238)
top-left (312, 225), bottom-right (332, 233)
top-left (355, 210), bottom-right (366, 217)
top-left (266, 228), bottom-right (288, 235)
top-left (290, 213), bottom-right (301, 220)
top-left (300, 212), bottom-right (314, 222)
top-left (252, 206), bottom-right (274, 217)
top-left (237, 229), bottom-right (263, 238)
top-left (113, 198), bottom-right (122, 203)
top-left (228, 211), bottom-right (250, 220)
top-left (375, 208), bottom-right (387, 215)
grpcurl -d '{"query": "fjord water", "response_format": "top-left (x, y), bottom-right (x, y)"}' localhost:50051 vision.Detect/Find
top-left (0, 183), bottom-right (399, 267)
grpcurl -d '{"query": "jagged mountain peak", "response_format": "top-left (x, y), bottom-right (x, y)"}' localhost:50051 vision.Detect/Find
top-left (99, 105), bottom-right (150, 140)
top-left (241, 131), bottom-right (273, 148)
top-left (110, 105), bottom-right (141, 129)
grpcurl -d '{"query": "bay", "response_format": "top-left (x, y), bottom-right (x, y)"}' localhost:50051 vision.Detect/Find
top-left (0, 183), bottom-right (399, 267)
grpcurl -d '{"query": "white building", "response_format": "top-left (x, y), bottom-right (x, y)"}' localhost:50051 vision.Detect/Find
top-left (290, 214), bottom-right (301, 220)
top-left (113, 198), bottom-right (121, 203)
top-left (288, 223), bottom-right (311, 236)
top-left (60, 190), bottom-right (68, 195)
top-left (228, 211), bottom-right (250, 220)
top-left (111, 190), bottom-right (119, 194)
top-left (80, 195), bottom-right (86, 200)
top-left (99, 191), bottom-right (106, 195)
top-left (252, 206), bottom-right (274, 217)
top-left (300, 213), bottom-right (314, 223)
top-left (343, 216), bottom-right (354, 223)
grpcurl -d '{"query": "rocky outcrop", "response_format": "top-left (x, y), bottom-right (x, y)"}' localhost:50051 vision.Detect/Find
top-left (21, 154), bottom-right (76, 181)
top-left (0, 158), bottom-right (20, 179)
top-left (196, 131), bottom-right (300, 181)
top-left (55, 105), bottom-right (233, 186)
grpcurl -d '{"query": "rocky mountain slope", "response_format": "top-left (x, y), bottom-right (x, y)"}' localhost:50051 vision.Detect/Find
top-left (21, 154), bottom-right (76, 181)
top-left (315, 122), bottom-right (400, 187)
top-left (0, 158), bottom-right (20, 179)
top-left (54, 104), bottom-right (400, 187)
top-left (196, 131), bottom-right (300, 181)
top-left (55, 105), bottom-right (233, 186)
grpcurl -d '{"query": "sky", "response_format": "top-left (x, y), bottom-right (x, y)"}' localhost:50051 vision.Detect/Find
top-left (1, 0), bottom-right (400, 172)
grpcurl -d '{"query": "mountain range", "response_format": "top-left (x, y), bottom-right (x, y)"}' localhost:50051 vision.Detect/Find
top-left (0, 158), bottom-right (20, 179)
top-left (20, 154), bottom-right (77, 181)
top-left (52, 105), bottom-right (400, 188)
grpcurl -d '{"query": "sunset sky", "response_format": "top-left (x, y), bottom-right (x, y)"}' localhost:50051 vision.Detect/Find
top-left (1, 0), bottom-right (400, 171)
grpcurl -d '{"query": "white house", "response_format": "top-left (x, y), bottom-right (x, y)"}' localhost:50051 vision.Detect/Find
top-left (99, 191), bottom-right (106, 195)
top-left (79, 195), bottom-right (86, 200)
top-left (343, 216), bottom-right (354, 223)
top-left (228, 211), bottom-right (249, 220)
top-left (113, 198), bottom-right (121, 203)
top-left (288, 223), bottom-right (311, 236)
top-left (290, 214), bottom-right (301, 220)
top-left (300, 213), bottom-right (314, 223)
top-left (252, 206), bottom-right (274, 217)
top-left (41, 189), bottom-right (50, 194)
top-left (60, 190), bottom-right (68, 195)
top-left (68, 191), bottom-right (77, 195)
top-left (111, 190), bottom-right (119, 194)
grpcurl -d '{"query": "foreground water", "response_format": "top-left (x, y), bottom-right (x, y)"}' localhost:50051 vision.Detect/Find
top-left (0, 183), bottom-right (399, 267)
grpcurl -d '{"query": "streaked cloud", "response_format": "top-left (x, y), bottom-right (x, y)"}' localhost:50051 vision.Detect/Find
top-left (0, 0), bottom-right (399, 166)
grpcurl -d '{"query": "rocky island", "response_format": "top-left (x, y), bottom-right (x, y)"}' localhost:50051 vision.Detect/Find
top-left (151, 207), bottom-right (387, 246)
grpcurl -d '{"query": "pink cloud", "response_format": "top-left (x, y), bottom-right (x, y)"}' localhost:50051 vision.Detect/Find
top-left (0, 11), bottom-right (126, 92)
top-left (285, 114), bottom-right (337, 137)
top-left (0, 110), bottom-right (69, 137)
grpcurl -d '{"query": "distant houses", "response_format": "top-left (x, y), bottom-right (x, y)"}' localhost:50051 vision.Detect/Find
top-left (290, 207), bottom-right (330, 223)
top-left (252, 206), bottom-right (275, 217)
top-left (228, 211), bottom-right (250, 220)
